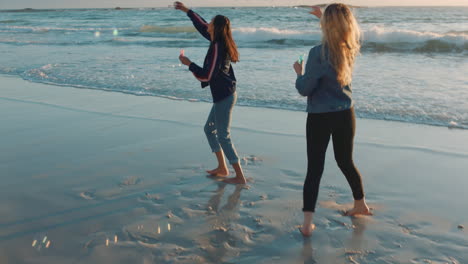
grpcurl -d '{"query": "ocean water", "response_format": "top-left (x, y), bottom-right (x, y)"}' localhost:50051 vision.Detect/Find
top-left (0, 6), bottom-right (467, 128)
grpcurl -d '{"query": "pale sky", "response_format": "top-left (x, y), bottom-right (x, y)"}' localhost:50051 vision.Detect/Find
top-left (1, 0), bottom-right (467, 9)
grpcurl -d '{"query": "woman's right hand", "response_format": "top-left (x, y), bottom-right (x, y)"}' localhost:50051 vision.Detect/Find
top-left (309, 6), bottom-right (322, 19)
top-left (293, 61), bottom-right (303, 76)
top-left (174, 1), bottom-right (189, 13)
top-left (179, 55), bottom-right (192, 66)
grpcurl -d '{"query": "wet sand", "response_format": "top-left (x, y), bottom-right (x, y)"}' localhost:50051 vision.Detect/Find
top-left (1, 75), bottom-right (467, 263)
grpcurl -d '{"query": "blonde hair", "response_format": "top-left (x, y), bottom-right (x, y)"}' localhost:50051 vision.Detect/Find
top-left (320, 3), bottom-right (361, 87)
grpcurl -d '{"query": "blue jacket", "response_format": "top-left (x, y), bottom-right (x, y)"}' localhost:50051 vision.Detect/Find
top-left (296, 44), bottom-right (354, 113)
top-left (187, 10), bottom-right (237, 103)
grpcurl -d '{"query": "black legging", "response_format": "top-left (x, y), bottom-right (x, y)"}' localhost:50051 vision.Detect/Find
top-left (303, 107), bottom-right (365, 212)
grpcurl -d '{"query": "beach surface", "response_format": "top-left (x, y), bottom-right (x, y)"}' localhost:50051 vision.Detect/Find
top-left (1, 75), bottom-right (467, 263)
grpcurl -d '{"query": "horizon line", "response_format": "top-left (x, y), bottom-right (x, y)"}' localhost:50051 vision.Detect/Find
top-left (1, 4), bottom-right (468, 10)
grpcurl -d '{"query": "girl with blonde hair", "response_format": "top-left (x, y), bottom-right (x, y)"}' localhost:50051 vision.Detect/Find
top-left (293, 3), bottom-right (372, 237)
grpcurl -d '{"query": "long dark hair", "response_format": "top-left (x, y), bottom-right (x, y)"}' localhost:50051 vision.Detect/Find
top-left (212, 15), bottom-right (239, 63)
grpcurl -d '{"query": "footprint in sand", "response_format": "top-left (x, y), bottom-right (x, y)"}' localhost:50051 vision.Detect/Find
top-left (324, 218), bottom-right (352, 231)
top-left (345, 250), bottom-right (375, 264)
top-left (138, 192), bottom-right (163, 204)
top-left (80, 191), bottom-right (96, 200)
top-left (84, 232), bottom-right (120, 249)
top-left (241, 155), bottom-right (263, 166)
top-left (169, 165), bottom-right (204, 174)
top-left (119, 176), bottom-right (142, 187)
top-left (280, 169), bottom-right (302, 177)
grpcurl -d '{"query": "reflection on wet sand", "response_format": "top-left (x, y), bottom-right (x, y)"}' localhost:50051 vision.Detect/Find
top-left (350, 216), bottom-right (368, 244)
top-left (299, 214), bottom-right (369, 264)
top-left (204, 182), bottom-right (244, 263)
top-left (343, 216), bottom-right (370, 263)
top-left (301, 238), bottom-right (316, 264)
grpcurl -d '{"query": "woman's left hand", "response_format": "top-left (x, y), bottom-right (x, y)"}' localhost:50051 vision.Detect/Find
top-left (179, 55), bottom-right (192, 66)
top-left (309, 6), bottom-right (322, 19)
top-left (293, 61), bottom-right (303, 75)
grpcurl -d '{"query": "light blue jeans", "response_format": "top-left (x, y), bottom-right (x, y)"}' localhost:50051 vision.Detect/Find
top-left (204, 93), bottom-right (239, 164)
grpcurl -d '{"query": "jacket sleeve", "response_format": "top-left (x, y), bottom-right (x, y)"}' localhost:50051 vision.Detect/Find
top-left (187, 9), bottom-right (211, 41)
top-left (189, 43), bottom-right (219, 83)
top-left (296, 47), bottom-right (324, 96)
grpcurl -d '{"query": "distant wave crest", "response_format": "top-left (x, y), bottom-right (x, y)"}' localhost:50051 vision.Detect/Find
top-left (203, 26), bottom-right (467, 52)
top-left (0, 19), bottom-right (28, 24)
top-left (139, 25), bottom-right (197, 33)
top-left (364, 26), bottom-right (467, 44)
top-left (363, 26), bottom-right (468, 52)
top-left (231, 26), bottom-right (468, 52)
top-left (1, 24), bottom-right (466, 53)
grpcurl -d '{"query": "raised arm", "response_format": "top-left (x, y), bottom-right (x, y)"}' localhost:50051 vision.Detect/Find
top-left (174, 1), bottom-right (211, 41)
top-left (187, 10), bottom-right (211, 41)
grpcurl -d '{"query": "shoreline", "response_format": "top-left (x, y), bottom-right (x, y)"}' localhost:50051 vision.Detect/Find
top-left (2, 73), bottom-right (466, 131)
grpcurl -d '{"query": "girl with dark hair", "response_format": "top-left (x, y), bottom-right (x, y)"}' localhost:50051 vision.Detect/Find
top-left (175, 2), bottom-right (246, 184)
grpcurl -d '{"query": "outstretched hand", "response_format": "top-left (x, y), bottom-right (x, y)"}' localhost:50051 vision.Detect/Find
top-left (174, 1), bottom-right (189, 13)
top-left (309, 6), bottom-right (322, 19)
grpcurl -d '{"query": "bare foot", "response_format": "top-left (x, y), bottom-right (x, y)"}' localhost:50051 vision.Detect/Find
top-left (299, 224), bottom-right (316, 237)
top-left (344, 206), bottom-right (373, 216)
top-left (206, 167), bottom-right (229, 177)
top-left (223, 177), bottom-right (246, 184)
